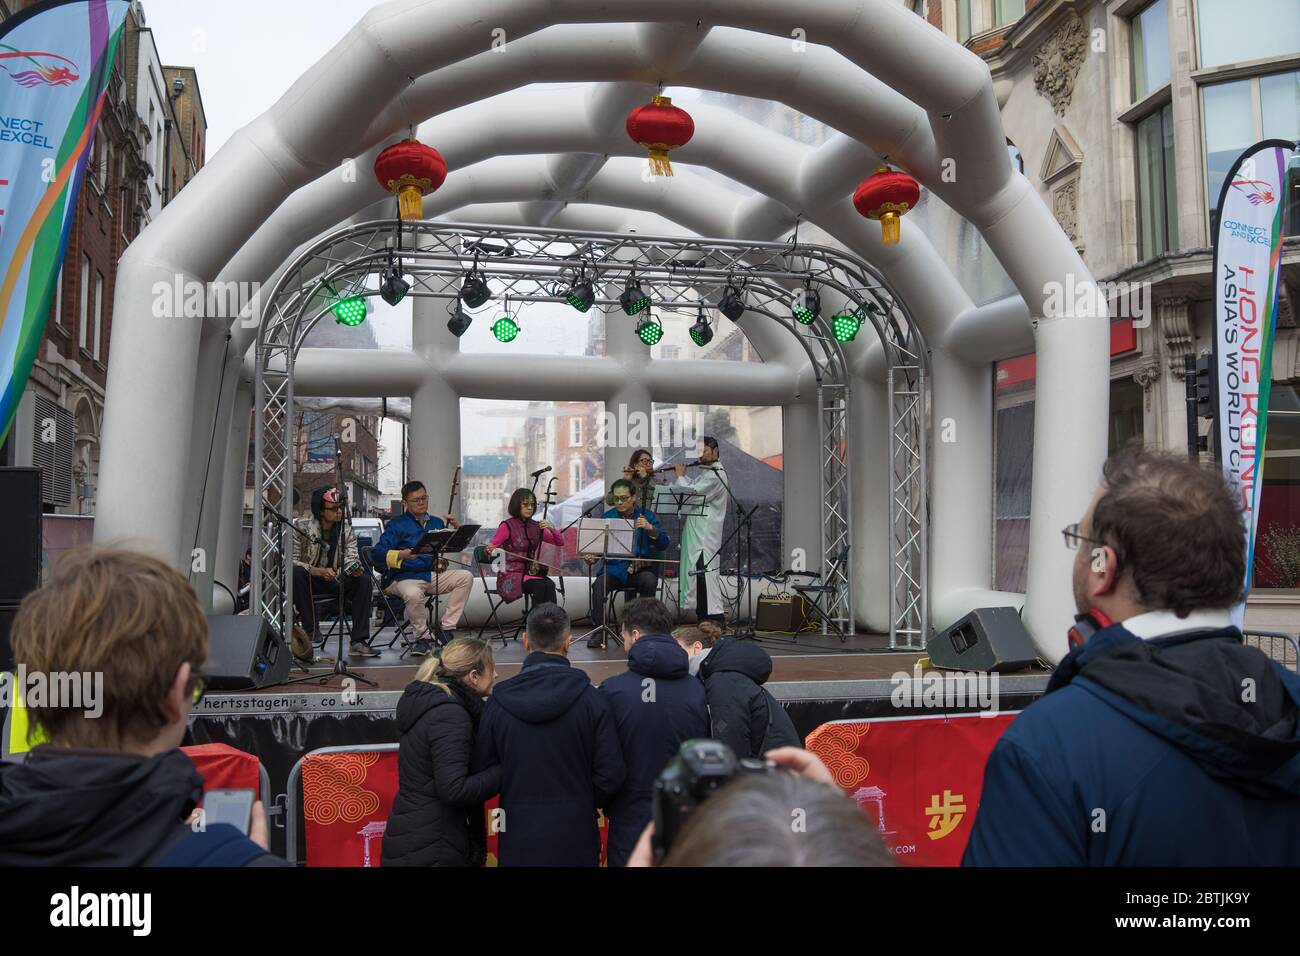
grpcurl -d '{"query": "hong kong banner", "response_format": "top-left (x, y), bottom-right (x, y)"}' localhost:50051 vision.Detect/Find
top-left (1210, 139), bottom-right (1296, 621)
top-left (0, 0), bottom-right (130, 446)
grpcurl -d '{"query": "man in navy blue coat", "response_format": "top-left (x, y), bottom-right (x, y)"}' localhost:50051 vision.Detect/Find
top-left (599, 598), bottom-right (709, 866)
top-left (964, 450), bottom-right (1300, 866)
top-left (471, 604), bottom-right (625, 866)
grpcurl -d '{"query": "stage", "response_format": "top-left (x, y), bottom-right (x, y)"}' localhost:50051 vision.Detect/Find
top-left (188, 625), bottom-right (1049, 858)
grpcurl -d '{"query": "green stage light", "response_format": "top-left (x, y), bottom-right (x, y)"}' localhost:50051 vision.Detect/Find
top-left (636, 314), bottom-right (663, 346)
top-left (689, 309), bottom-right (713, 347)
top-left (620, 272), bottom-right (650, 316)
top-left (792, 285), bottom-right (820, 325)
top-left (332, 295), bottom-right (367, 326)
top-left (831, 310), bottom-right (863, 343)
top-left (566, 275), bottom-right (595, 312)
top-left (447, 302), bottom-right (472, 337)
top-left (491, 315), bottom-right (520, 343)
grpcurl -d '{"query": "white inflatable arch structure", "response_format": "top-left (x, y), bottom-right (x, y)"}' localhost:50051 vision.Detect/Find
top-left (94, 1), bottom-right (1110, 661)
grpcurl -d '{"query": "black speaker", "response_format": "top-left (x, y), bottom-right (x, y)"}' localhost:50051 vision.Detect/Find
top-left (0, 603), bottom-right (18, 672)
top-left (0, 467), bottom-right (41, 603)
top-left (928, 606), bottom-right (1039, 673)
top-left (205, 615), bottom-right (291, 690)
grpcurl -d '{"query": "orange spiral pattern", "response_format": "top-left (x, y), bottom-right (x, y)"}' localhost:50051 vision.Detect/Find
top-left (303, 752), bottom-right (383, 825)
top-left (806, 722), bottom-right (871, 790)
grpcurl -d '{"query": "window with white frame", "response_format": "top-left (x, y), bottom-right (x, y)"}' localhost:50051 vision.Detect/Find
top-left (92, 271), bottom-right (103, 360)
top-left (52, 263), bottom-right (63, 327)
top-left (1202, 69), bottom-right (1300, 227)
top-left (569, 459), bottom-right (582, 493)
top-left (78, 254), bottom-right (90, 351)
top-left (570, 417), bottom-right (582, 447)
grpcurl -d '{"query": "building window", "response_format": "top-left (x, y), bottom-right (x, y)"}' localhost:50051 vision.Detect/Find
top-left (907, 0), bottom-right (927, 15)
top-left (1203, 70), bottom-right (1300, 223)
top-left (994, 0), bottom-right (1024, 27)
top-left (570, 418), bottom-right (582, 447)
top-left (1136, 103), bottom-right (1179, 259)
top-left (52, 263), bottom-right (63, 327)
top-left (1197, 0), bottom-right (1300, 70)
top-left (1131, 0), bottom-right (1171, 101)
top-left (570, 459), bottom-right (582, 493)
top-left (957, 0), bottom-right (972, 42)
top-left (78, 254), bottom-right (90, 351)
top-left (92, 271), bottom-right (103, 360)
top-left (1006, 140), bottom-right (1024, 174)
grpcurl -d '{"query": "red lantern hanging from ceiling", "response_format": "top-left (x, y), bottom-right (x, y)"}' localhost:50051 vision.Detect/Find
top-left (852, 166), bottom-right (920, 246)
top-left (626, 95), bottom-right (695, 177)
top-left (374, 138), bottom-right (447, 221)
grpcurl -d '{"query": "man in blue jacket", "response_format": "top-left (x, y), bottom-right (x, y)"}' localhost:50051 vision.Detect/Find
top-left (373, 480), bottom-right (474, 657)
top-left (599, 598), bottom-right (709, 866)
top-left (471, 604), bottom-right (626, 866)
top-left (964, 450), bottom-right (1300, 866)
top-left (585, 478), bottom-right (670, 649)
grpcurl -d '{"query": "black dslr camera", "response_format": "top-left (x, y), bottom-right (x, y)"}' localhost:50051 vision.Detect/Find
top-left (651, 739), bottom-right (775, 863)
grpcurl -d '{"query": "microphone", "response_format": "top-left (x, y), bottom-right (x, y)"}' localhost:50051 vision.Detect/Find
top-left (530, 465), bottom-right (552, 478)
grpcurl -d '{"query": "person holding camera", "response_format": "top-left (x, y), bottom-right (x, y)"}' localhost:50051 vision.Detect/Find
top-left (598, 599), bottom-right (709, 867)
top-left (383, 638), bottom-right (502, 867)
top-left (470, 604), bottom-right (626, 866)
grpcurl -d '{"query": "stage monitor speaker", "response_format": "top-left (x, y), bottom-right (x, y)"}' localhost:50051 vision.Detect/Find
top-left (205, 615), bottom-right (291, 690)
top-left (928, 606), bottom-right (1038, 673)
top-left (0, 603), bottom-right (17, 672)
top-left (0, 467), bottom-right (41, 603)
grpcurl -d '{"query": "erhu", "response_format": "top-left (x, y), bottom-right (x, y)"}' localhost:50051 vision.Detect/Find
top-left (526, 476), bottom-right (558, 577)
top-left (434, 465), bottom-right (461, 574)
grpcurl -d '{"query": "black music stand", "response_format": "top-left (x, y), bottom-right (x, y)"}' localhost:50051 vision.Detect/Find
top-left (414, 523), bottom-right (479, 650)
top-left (577, 516), bottom-right (636, 650)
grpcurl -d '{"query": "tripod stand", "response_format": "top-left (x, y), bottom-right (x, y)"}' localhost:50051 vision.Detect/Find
top-left (410, 524), bottom-right (479, 655)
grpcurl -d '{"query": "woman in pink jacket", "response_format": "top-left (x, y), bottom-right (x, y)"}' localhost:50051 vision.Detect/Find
top-left (484, 488), bottom-right (565, 605)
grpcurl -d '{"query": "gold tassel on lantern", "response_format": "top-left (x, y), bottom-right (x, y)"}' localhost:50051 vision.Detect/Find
top-left (647, 146), bottom-right (674, 177)
top-left (880, 212), bottom-right (901, 246)
top-left (398, 185), bottom-right (423, 221)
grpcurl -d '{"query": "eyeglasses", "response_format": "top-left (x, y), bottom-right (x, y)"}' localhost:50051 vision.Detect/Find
top-left (612, 495), bottom-right (633, 503)
top-left (1061, 523), bottom-right (1102, 551)
top-left (406, 495), bottom-right (429, 504)
top-left (322, 503), bottom-right (341, 511)
top-left (188, 674), bottom-right (208, 707)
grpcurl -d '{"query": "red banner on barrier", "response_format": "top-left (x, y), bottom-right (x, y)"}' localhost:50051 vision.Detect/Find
top-left (483, 796), bottom-right (610, 867)
top-left (181, 743), bottom-right (261, 803)
top-left (302, 750), bottom-right (400, 867)
top-left (807, 714), bottom-right (1016, 866)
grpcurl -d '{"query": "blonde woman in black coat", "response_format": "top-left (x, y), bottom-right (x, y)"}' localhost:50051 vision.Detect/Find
top-left (383, 639), bottom-right (502, 866)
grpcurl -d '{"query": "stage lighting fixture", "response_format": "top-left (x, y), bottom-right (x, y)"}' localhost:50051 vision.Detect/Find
top-left (566, 274), bottom-right (595, 312)
top-left (718, 282), bottom-right (746, 321)
top-left (792, 283), bottom-right (820, 325)
top-left (447, 302), bottom-right (472, 337)
top-left (460, 267), bottom-right (491, 308)
top-left (332, 294), bottom-right (367, 327)
top-left (832, 310), bottom-right (864, 343)
top-left (635, 314), bottom-right (664, 346)
top-left (689, 309), bottom-right (714, 347)
top-left (379, 258), bottom-right (410, 306)
top-left (620, 272), bottom-right (650, 316)
top-left (491, 314), bottom-right (520, 343)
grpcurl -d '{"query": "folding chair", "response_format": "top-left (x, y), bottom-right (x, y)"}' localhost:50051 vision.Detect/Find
top-left (788, 547), bottom-right (851, 643)
top-left (365, 547), bottom-right (417, 654)
top-left (472, 548), bottom-right (566, 650)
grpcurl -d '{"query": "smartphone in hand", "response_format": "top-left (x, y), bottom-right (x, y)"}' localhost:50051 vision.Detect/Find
top-left (203, 788), bottom-right (256, 835)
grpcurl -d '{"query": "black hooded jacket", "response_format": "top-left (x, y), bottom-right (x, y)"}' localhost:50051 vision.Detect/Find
top-left (599, 633), bottom-right (709, 867)
top-left (0, 747), bottom-right (273, 866)
top-left (471, 651), bottom-right (626, 866)
top-left (965, 625), bottom-right (1300, 866)
top-left (699, 635), bottom-right (803, 759)
top-left (382, 679), bottom-right (502, 867)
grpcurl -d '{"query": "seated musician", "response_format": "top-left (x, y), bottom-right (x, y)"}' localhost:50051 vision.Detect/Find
top-left (374, 480), bottom-right (474, 658)
top-left (585, 478), bottom-right (670, 649)
top-left (484, 488), bottom-right (565, 607)
top-left (292, 486), bottom-right (375, 660)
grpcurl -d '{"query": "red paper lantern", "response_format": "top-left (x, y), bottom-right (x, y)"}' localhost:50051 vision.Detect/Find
top-left (373, 138), bottom-right (447, 221)
top-left (853, 166), bottom-right (921, 246)
top-left (626, 95), bottom-right (695, 177)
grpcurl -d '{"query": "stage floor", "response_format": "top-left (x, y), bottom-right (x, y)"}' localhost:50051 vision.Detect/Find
top-left (202, 625), bottom-right (1052, 702)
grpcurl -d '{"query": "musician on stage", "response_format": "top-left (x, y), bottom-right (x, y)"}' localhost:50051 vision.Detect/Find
top-left (585, 478), bottom-right (670, 649)
top-left (623, 447), bottom-right (669, 565)
top-left (484, 488), bottom-right (565, 607)
top-left (292, 486), bottom-right (375, 659)
top-left (374, 480), bottom-right (474, 657)
top-left (672, 436), bottom-right (729, 625)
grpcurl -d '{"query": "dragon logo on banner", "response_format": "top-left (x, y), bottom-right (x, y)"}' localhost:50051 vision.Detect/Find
top-left (0, 47), bottom-right (81, 88)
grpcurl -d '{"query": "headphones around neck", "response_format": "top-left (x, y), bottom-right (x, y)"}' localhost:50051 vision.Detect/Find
top-left (1067, 609), bottom-right (1114, 650)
